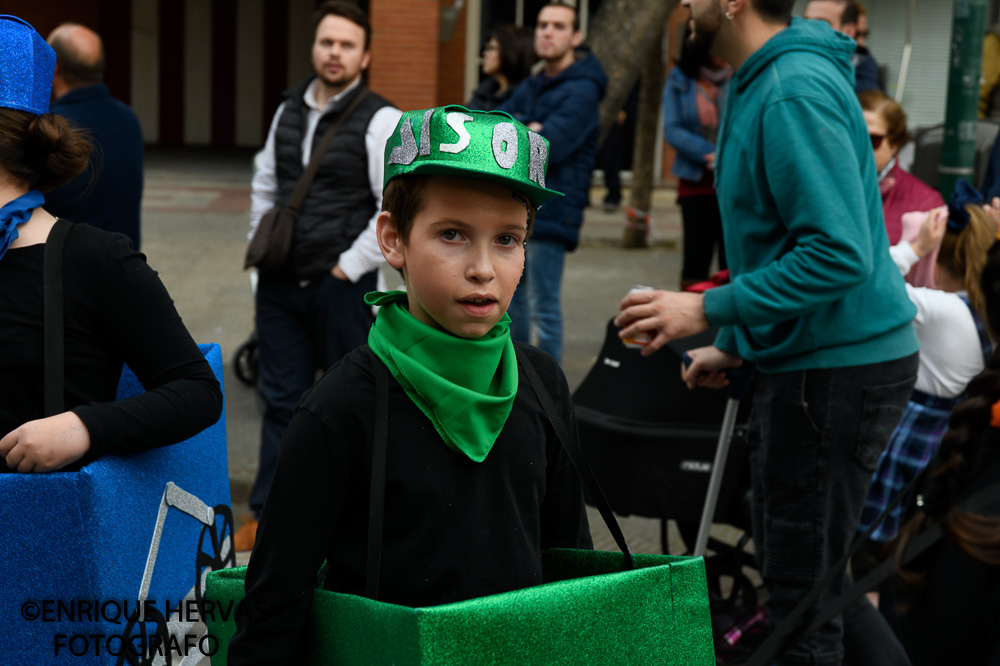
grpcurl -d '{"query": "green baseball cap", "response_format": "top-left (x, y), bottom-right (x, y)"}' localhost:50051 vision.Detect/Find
top-left (383, 105), bottom-right (563, 208)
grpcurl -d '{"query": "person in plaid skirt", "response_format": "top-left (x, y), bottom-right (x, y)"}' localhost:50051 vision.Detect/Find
top-left (858, 181), bottom-right (998, 550)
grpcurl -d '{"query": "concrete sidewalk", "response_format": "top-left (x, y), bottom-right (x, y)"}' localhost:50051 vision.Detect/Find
top-left (141, 146), bottom-right (734, 558)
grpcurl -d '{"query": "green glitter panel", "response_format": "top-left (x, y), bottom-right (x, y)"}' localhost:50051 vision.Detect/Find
top-left (206, 549), bottom-right (715, 665)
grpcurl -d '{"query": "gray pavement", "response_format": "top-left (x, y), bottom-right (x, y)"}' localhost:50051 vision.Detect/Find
top-left (141, 146), bottom-right (743, 559)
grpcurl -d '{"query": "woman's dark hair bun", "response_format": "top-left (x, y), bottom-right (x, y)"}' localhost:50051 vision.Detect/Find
top-left (0, 108), bottom-right (91, 192)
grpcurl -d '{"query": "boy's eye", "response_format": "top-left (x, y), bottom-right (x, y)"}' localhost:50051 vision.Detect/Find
top-left (441, 229), bottom-right (462, 241)
top-left (497, 234), bottom-right (519, 246)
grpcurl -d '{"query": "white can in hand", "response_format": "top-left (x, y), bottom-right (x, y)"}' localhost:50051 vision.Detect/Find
top-left (622, 285), bottom-right (654, 349)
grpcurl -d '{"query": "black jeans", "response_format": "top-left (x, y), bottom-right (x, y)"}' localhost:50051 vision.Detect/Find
top-left (679, 194), bottom-right (726, 281)
top-left (749, 353), bottom-right (918, 665)
top-left (249, 269), bottom-right (377, 517)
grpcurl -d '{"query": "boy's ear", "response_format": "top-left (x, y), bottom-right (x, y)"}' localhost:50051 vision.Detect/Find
top-left (376, 211), bottom-right (406, 270)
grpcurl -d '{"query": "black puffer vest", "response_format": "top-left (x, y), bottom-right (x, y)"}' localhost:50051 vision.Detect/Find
top-left (273, 78), bottom-right (392, 279)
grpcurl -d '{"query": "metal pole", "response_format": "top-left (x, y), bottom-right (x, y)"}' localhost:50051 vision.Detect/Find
top-left (940, 0), bottom-right (988, 197)
top-left (895, 0), bottom-right (916, 103)
top-left (693, 397), bottom-right (739, 557)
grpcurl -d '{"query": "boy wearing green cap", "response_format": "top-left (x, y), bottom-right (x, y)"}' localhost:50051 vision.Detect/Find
top-left (229, 106), bottom-right (592, 663)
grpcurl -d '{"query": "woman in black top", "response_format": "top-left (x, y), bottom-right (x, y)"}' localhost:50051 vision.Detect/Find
top-left (0, 15), bottom-right (221, 473)
top-left (465, 24), bottom-right (535, 112)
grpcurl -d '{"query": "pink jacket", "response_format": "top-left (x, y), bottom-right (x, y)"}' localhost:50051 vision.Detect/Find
top-left (882, 164), bottom-right (945, 288)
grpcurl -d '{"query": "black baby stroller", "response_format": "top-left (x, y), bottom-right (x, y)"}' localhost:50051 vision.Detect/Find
top-left (573, 320), bottom-right (761, 651)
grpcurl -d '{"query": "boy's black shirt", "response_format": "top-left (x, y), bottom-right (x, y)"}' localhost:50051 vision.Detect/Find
top-left (230, 342), bottom-right (592, 663)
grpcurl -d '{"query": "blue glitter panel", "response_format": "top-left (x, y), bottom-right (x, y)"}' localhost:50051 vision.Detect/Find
top-left (0, 15), bottom-right (56, 116)
top-left (0, 344), bottom-right (232, 665)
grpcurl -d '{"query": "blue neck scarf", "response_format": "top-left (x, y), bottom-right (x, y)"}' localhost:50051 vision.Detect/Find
top-left (0, 190), bottom-right (44, 261)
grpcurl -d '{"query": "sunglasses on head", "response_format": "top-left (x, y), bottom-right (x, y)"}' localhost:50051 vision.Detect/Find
top-left (870, 133), bottom-right (886, 150)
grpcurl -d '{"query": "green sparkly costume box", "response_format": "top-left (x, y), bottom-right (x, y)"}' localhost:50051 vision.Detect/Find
top-left (205, 549), bottom-right (715, 665)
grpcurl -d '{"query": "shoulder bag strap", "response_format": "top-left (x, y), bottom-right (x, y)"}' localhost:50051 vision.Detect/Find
top-left (515, 346), bottom-right (635, 570)
top-left (43, 219), bottom-right (72, 417)
top-left (366, 355), bottom-right (389, 600)
top-left (285, 87), bottom-right (370, 215)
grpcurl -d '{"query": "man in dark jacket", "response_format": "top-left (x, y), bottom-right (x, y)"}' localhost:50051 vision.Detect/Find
top-left (235, 1), bottom-right (401, 552)
top-left (499, 2), bottom-right (606, 363)
top-left (804, 0), bottom-right (881, 93)
top-left (45, 23), bottom-right (144, 249)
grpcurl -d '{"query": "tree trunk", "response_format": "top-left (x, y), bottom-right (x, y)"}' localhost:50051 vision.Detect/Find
top-left (588, 0), bottom-right (677, 248)
top-left (587, 0), bottom-right (678, 143)
top-left (622, 19), bottom-right (666, 248)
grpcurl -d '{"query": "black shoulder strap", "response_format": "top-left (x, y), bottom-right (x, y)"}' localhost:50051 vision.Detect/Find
top-left (364, 347), bottom-right (637, 601)
top-left (43, 219), bottom-right (72, 417)
top-left (958, 294), bottom-right (993, 367)
top-left (515, 346), bottom-right (634, 571)
top-left (366, 357), bottom-right (389, 600)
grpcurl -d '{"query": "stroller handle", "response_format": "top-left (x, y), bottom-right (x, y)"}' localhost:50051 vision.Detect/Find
top-left (682, 352), bottom-right (755, 401)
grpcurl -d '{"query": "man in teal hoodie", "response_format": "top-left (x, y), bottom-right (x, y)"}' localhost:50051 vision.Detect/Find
top-left (616, 1), bottom-right (918, 664)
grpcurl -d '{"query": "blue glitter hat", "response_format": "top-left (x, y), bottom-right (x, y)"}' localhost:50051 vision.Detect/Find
top-left (0, 15), bottom-right (56, 116)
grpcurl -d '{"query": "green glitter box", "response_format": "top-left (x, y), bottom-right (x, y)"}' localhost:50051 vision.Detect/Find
top-left (205, 549), bottom-right (716, 664)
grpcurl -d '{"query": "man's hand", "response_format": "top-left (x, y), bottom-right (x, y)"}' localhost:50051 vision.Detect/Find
top-left (527, 121), bottom-right (544, 133)
top-left (681, 346), bottom-right (743, 389)
top-left (704, 152), bottom-right (716, 171)
top-left (0, 412), bottom-right (91, 473)
top-left (614, 290), bottom-right (709, 356)
top-left (910, 207), bottom-right (947, 258)
top-left (331, 264), bottom-right (349, 281)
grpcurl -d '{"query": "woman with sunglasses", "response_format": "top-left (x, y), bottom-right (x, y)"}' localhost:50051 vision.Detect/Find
top-left (859, 90), bottom-right (945, 287)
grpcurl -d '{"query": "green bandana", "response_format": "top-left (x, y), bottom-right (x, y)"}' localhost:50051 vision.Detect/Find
top-left (365, 291), bottom-right (518, 463)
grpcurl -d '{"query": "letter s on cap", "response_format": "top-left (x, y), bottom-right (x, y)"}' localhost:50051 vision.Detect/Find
top-left (439, 112), bottom-right (473, 154)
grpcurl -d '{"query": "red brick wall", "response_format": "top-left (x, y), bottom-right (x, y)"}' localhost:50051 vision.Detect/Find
top-left (435, 0), bottom-right (467, 107)
top-left (370, 0), bottom-right (440, 111)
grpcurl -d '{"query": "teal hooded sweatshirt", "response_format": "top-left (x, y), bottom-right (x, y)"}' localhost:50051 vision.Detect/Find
top-left (703, 17), bottom-right (918, 373)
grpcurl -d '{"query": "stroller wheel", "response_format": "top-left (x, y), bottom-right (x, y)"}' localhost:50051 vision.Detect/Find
top-left (233, 335), bottom-right (258, 387)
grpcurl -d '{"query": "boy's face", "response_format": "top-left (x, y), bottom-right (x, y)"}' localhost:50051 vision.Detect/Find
top-left (377, 176), bottom-right (528, 339)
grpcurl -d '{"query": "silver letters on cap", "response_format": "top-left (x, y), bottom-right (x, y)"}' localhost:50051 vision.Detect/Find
top-left (528, 131), bottom-right (547, 187)
top-left (491, 122), bottom-right (518, 170)
top-left (388, 118), bottom-right (418, 165)
top-left (419, 109), bottom-right (433, 156)
top-left (439, 112), bottom-right (473, 153)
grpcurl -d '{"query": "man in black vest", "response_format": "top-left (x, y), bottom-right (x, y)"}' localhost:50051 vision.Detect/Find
top-left (236, 1), bottom-right (401, 551)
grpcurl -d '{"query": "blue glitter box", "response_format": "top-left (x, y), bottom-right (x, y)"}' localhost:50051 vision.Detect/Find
top-left (0, 343), bottom-right (232, 665)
